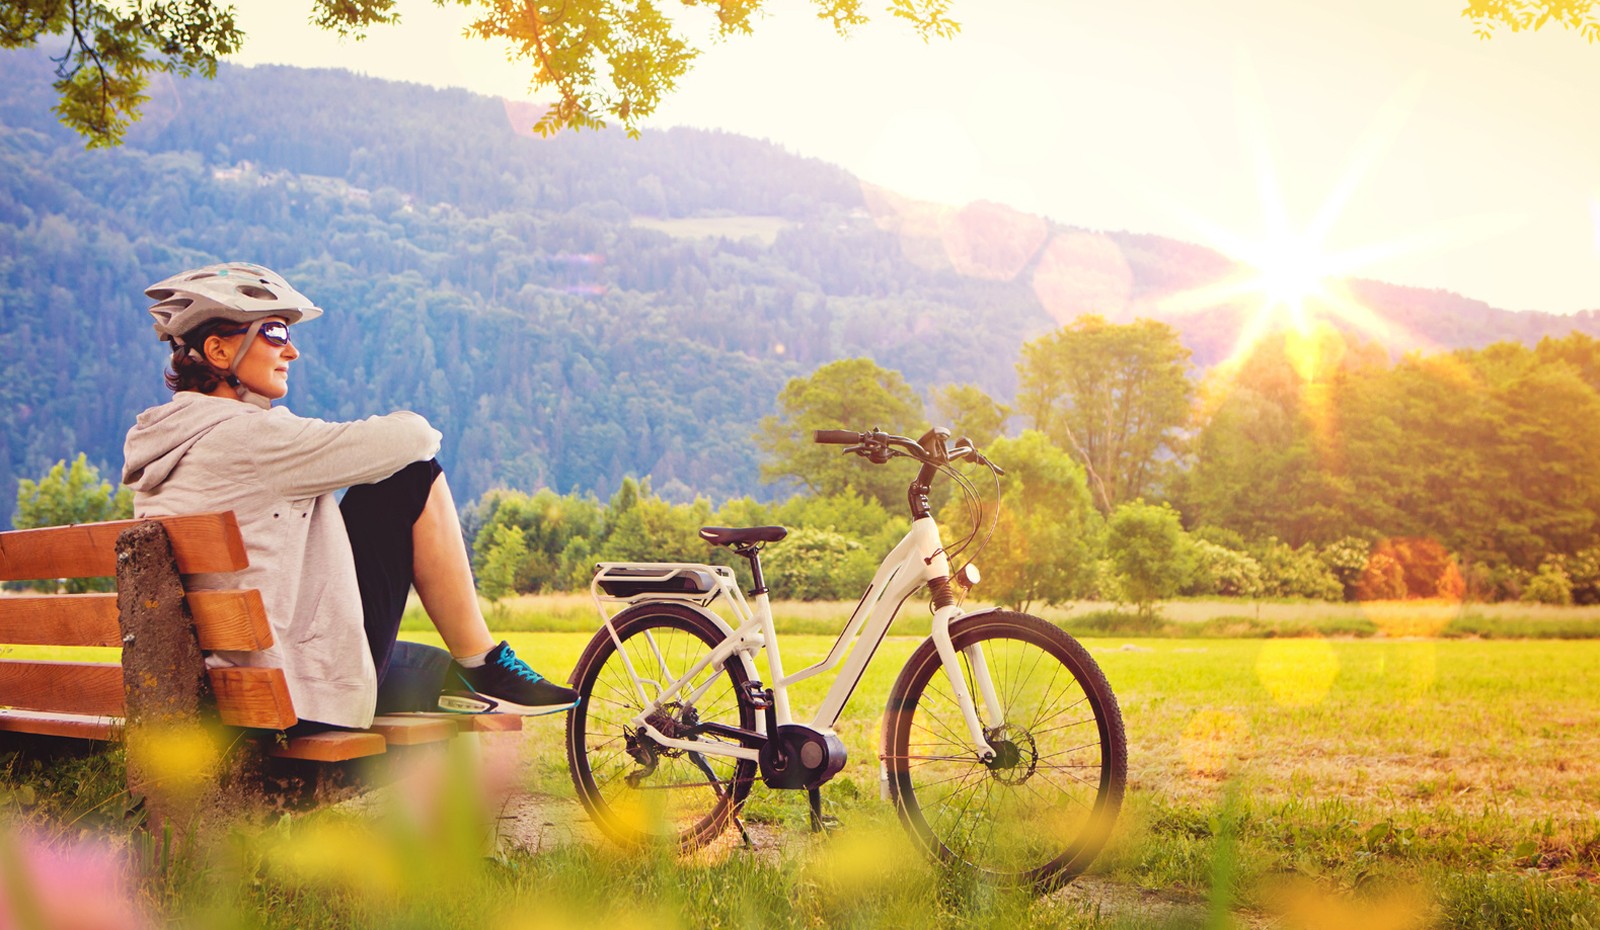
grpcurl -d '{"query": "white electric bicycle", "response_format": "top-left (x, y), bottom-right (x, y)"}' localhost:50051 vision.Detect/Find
top-left (564, 427), bottom-right (1126, 890)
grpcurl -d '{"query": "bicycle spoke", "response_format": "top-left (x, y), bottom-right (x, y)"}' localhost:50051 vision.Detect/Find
top-left (571, 609), bottom-right (759, 850)
top-left (892, 617), bottom-right (1124, 883)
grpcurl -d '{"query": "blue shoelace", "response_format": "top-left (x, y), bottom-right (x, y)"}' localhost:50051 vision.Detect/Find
top-left (496, 648), bottom-right (545, 684)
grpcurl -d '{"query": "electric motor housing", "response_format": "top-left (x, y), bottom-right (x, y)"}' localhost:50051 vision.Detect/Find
top-left (758, 725), bottom-right (847, 790)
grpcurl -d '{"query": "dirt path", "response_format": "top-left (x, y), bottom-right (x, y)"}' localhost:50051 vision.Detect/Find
top-left (487, 779), bottom-right (1222, 926)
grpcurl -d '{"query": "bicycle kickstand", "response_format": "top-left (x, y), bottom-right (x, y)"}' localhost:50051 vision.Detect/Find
top-left (807, 786), bottom-right (842, 834)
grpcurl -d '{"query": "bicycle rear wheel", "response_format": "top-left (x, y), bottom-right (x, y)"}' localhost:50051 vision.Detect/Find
top-left (567, 602), bottom-right (758, 850)
top-left (883, 610), bottom-right (1126, 890)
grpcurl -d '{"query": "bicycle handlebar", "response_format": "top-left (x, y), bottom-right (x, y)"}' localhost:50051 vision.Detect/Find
top-left (812, 427), bottom-right (1004, 476)
top-left (813, 429), bottom-right (862, 445)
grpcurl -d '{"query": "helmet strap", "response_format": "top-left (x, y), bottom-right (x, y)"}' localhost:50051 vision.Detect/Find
top-left (227, 320), bottom-right (272, 407)
top-left (174, 321), bottom-right (274, 408)
top-left (229, 319), bottom-right (266, 375)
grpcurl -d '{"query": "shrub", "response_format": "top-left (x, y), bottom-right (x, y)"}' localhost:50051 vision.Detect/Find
top-left (1361, 537), bottom-right (1464, 599)
top-left (1184, 539), bottom-right (1264, 598)
top-left (1319, 537), bottom-right (1371, 601)
top-left (1106, 501), bottom-right (1193, 617)
top-left (1253, 538), bottom-right (1341, 600)
top-left (1355, 552), bottom-right (1408, 600)
top-left (762, 526), bottom-right (878, 600)
top-left (1522, 560), bottom-right (1574, 605)
top-left (12, 453), bottom-right (133, 593)
top-left (1566, 547), bottom-right (1600, 605)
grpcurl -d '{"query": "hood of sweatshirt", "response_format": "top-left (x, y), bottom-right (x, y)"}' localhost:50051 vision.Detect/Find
top-left (122, 393), bottom-right (261, 492)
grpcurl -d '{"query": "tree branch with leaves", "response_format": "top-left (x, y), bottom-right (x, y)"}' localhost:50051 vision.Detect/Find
top-left (2, 0), bottom-right (958, 146)
top-left (1463, 0), bottom-right (1600, 42)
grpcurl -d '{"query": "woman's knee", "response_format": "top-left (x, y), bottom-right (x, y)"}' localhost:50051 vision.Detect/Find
top-left (342, 458), bottom-right (443, 529)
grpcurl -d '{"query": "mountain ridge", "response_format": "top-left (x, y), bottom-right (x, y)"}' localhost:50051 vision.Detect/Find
top-left (2, 47), bottom-right (1596, 529)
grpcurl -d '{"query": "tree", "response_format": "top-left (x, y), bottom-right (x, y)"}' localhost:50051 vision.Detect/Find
top-left (757, 358), bottom-right (925, 508)
top-left (1463, 0), bottom-right (1600, 41)
top-left (596, 476), bottom-right (713, 563)
top-left (943, 430), bottom-right (1099, 612)
top-left (477, 522), bottom-right (529, 603)
top-left (12, 453), bottom-right (132, 592)
top-left (3, 0), bottom-right (249, 146)
top-left (468, 487), bottom-right (606, 593)
top-left (1104, 500), bottom-right (1191, 618)
top-left (1017, 316), bottom-right (1194, 513)
top-left (1182, 334), bottom-right (1369, 546)
top-left (3, 0), bottom-right (957, 147)
top-left (932, 383), bottom-right (1009, 446)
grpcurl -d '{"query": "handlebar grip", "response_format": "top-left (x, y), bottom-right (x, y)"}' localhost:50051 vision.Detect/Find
top-left (813, 429), bottom-right (862, 445)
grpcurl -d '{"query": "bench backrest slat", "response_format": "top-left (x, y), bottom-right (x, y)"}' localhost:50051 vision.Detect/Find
top-left (0, 512), bottom-right (248, 582)
top-left (0, 660), bottom-right (124, 715)
top-left (0, 594), bottom-right (121, 647)
top-left (0, 514), bottom-right (298, 734)
top-left (209, 667), bottom-right (297, 730)
top-left (0, 591), bottom-right (274, 651)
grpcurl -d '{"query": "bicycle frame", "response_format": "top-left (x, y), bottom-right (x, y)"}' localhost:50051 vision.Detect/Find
top-left (589, 515), bottom-right (1002, 767)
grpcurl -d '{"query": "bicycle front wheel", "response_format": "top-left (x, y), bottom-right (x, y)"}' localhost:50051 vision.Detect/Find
top-left (567, 602), bottom-right (758, 851)
top-left (883, 610), bottom-right (1126, 890)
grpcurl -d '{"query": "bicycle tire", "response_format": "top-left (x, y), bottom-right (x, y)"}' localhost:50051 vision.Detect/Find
top-left (883, 610), bottom-right (1126, 890)
top-left (567, 602), bottom-right (758, 850)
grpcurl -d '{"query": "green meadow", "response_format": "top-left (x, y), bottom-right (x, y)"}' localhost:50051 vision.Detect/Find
top-left (4, 607), bottom-right (1597, 929)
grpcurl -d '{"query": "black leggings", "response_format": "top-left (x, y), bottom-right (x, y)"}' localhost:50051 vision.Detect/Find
top-left (339, 458), bottom-right (454, 715)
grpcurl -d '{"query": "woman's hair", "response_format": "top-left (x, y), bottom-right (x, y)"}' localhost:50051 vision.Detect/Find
top-left (163, 319), bottom-right (235, 393)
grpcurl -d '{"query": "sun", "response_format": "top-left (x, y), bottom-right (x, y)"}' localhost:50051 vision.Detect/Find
top-left (1153, 215), bottom-right (1402, 380)
top-left (1239, 232), bottom-right (1336, 330)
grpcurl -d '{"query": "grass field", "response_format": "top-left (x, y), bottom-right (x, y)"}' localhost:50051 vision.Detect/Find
top-left (4, 606), bottom-right (1597, 928)
top-left (421, 593), bottom-right (1600, 640)
top-left (628, 215), bottom-right (792, 245)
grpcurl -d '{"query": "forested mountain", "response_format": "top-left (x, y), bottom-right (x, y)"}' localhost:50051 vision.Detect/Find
top-left (3, 47), bottom-right (1596, 527)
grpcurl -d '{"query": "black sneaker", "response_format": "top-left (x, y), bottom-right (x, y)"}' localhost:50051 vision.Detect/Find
top-left (446, 641), bottom-right (578, 715)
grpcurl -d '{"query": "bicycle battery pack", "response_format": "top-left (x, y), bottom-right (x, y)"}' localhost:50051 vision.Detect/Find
top-left (594, 565), bottom-right (719, 599)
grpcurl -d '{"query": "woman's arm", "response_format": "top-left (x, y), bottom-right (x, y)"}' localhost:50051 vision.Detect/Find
top-left (242, 408), bottom-right (443, 500)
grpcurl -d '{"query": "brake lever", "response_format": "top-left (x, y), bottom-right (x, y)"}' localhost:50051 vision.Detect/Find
top-left (949, 444), bottom-right (1005, 476)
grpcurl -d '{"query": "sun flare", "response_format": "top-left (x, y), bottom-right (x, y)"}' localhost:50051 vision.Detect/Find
top-left (1146, 70), bottom-right (1453, 379)
top-left (1246, 233), bottom-right (1333, 327)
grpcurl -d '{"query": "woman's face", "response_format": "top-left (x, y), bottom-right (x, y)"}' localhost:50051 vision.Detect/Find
top-left (205, 316), bottom-right (300, 399)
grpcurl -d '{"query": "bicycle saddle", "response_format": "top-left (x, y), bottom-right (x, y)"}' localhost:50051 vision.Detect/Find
top-left (699, 526), bottom-right (788, 547)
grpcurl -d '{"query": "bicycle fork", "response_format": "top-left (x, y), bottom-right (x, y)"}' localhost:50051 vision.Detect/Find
top-left (930, 605), bottom-right (1002, 762)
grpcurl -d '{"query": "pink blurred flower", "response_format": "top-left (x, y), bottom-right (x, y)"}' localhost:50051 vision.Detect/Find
top-left (0, 830), bottom-right (149, 930)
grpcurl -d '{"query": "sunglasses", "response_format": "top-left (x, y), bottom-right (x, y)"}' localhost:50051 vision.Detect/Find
top-left (218, 321), bottom-right (292, 346)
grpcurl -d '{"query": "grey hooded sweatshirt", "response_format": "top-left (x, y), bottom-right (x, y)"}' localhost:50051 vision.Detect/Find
top-left (122, 392), bottom-right (441, 728)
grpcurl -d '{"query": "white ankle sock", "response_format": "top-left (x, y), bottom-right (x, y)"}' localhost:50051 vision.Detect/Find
top-left (456, 647), bottom-right (492, 668)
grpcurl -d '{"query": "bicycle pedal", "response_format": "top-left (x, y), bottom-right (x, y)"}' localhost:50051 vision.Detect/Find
top-left (740, 680), bottom-right (774, 709)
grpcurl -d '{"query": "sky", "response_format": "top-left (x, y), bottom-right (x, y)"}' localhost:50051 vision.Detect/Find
top-left (226, 0), bottom-right (1600, 314)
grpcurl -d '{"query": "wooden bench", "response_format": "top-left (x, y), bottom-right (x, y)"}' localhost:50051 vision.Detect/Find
top-left (0, 512), bottom-right (520, 782)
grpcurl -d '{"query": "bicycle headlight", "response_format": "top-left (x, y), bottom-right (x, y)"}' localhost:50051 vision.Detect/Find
top-left (956, 564), bottom-right (980, 590)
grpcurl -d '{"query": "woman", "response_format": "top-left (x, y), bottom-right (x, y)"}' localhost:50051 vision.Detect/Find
top-left (121, 262), bottom-right (575, 730)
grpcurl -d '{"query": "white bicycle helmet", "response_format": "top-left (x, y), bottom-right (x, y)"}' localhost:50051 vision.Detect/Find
top-left (147, 262), bottom-right (322, 405)
top-left (147, 262), bottom-right (321, 339)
